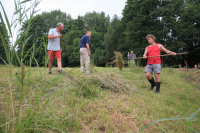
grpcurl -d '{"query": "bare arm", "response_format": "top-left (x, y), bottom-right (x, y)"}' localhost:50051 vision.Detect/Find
top-left (127, 52), bottom-right (129, 57)
top-left (143, 47), bottom-right (148, 59)
top-left (48, 34), bottom-right (62, 39)
top-left (86, 43), bottom-right (91, 56)
top-left (159, 44), bottom-right (176, 55)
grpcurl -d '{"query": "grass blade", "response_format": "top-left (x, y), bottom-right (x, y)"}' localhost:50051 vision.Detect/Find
top-left (0, 2), bottom-right (12, 37)
top-left (14, 73), bottom-right (22, 84)
top-left (20, 0), bottom-right (31, 4)
top-left (44, 74), bottom-right (64, 91)
top-left (33, 56), bottom-right (42, 78)
top-left (185, 126), bottom-right (199, 133)
top-left (139, 118), bottom-right (188, 131)
top-left (187, 109), bottom-right (200, 121)
top-left (14, 50), bottom-right (21, 65)
top-left (179, 104), bottom-right (193, 118)
top-left (37, 125), bottom-right (65, 133)
top-left (0, 56), bottom-right (8, 66)
top-left (0, 10), bottom-right (9, 43)
top-left (0, 31), bottom-right (9, 63)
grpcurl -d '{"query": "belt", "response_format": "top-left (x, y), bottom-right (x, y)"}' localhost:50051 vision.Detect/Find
top-left (81, 47), bottom-right (86, 48)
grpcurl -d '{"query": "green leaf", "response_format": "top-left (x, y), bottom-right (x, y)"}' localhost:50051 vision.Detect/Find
top-left (42, 99), bottom-right (49, 108)
top-left (33, 56), bottom-right (42, 78)
top-left (139, 117), bottom-right (188, 131)
top-left (20, 0), bottom-right (31, 4)
top-left (0, 56), bottom-right (8, 66)
top-left (44, 74), bottom-right (64, 91)
top-left (14, 50), bottom-right (21, 65)
top-left (185, 126), bottom-right (199, 133)
top-left (0, 31), bottom-right (9, 63)
top-left (159, 129), bottom-right (167, 133)
top-left (0, 2), bottom-right (12, 37)
top-left (14, 73), bottom-right (22, 84)
top-left (179, 104), bottom-right (193, 118)
top-left (187, 109), bottom-right (200, 121)
top-left (37, 125), bottom-right (65, 133)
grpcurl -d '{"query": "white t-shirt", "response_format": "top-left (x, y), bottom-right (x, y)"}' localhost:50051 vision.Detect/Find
top-left (47, 28), bottom-right (60, 51)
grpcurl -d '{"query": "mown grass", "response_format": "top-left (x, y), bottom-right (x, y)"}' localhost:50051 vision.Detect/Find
top-left (0, 65), bottom-right (199, 132)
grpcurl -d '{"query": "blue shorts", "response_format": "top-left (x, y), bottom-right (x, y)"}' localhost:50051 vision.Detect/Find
top-left (145, 64), bottom-right (161, 73)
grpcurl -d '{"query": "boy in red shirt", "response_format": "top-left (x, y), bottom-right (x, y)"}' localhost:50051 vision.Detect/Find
top-left (143, 34), bottom-right (176, 93)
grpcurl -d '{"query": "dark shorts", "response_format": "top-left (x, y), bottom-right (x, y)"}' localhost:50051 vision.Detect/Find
top-left (145, 64), bottom-right (161, 73)
top-left (47, 50), bottom-right (61, 61)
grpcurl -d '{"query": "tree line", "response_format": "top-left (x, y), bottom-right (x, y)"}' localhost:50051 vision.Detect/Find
top-left (1, 0), bottom-right (199, 67)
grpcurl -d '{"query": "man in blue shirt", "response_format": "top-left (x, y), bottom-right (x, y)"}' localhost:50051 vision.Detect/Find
top-left (128, 51), bottom-right (136, 60)
top-left (128, 51), bottom-right (136, 67)
top-left (80, 30), bottom-right (92, 74)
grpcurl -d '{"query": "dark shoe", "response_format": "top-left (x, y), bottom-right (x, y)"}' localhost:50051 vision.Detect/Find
top-left (58, 70), bottom-right (66, 74)
top-left (155, 82), bottom-right (161, 93)
top-left (49, 71), bottom-right (52, 74)
top-left (148, 76), bottom-right (156, 90)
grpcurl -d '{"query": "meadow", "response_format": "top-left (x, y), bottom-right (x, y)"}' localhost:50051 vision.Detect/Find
top-left (0, 65), bottom-right (199, 133)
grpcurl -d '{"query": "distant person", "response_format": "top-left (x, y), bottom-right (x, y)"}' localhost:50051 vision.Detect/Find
top-left (198, 63), bottom-right (200, 69)
top-left (128, 51), bottom-right (136, 66)
top-left (80, 30), bottom-right (92, 74)
top-left (47, 22), bottom-right (64, 74)
top-left (184, 60), bottom-right (188, 71)
top-left (143, 34), bottom-right (176, 93)
top-left (127, 51), bottom-right (136, 60)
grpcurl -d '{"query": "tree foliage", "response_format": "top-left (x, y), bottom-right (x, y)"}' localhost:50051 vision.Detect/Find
top-left (16, 1), bottom-right (200, 67)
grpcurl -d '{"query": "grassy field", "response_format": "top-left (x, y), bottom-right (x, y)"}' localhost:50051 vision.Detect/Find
top-left (0, 65), bottom-right (199, 132)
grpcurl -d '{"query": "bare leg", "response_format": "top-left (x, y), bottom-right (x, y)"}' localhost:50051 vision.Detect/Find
top-left (154, 73), bottom-right (160, 82)
top-left (145, 72), bottom-right (152, 80)
top-left (57, 58), bottom-right (62, 70)
top-left (48, 60), bottom-right (53, 71)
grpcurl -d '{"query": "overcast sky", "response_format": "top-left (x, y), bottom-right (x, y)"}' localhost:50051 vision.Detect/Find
top-left (1, 0), bottom-right (127, 22)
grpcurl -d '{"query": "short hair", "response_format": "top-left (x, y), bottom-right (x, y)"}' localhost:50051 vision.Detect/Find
top-left (86, 30), bottom-right (92, 34)
top-left (57, 22), bottom-right (63, 27)
top-left (146, 34), bottom-right (156, 42)
top-left (131, 51), bottom-right (133, 53)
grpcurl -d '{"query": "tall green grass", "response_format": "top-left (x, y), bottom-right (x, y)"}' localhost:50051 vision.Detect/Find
top-left (0, 0), bottom-right (64, 132)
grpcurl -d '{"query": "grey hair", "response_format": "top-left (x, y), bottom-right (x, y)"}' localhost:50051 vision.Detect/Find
top-left (57, 22), bottom-right (63, 27)
top-left (86, 30), bottom-right (92, 34)
top-left (131, 51), bottom-right (133, 53)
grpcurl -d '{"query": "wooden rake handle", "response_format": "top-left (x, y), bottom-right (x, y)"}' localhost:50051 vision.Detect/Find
top-left (132, 52), bottom-right (188, 60)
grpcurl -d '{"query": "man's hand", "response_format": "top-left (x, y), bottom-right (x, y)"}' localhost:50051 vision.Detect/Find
top-left (48, 34), bottom-right (62, 39)
top-left (60, 49), bottom-right (62, 52)
top-left (171, 52), bottom-right (176, 55)
top-left (143, 55), bottom-right (147, 59)
top-left (88, 51), bottom-right (91, 56)
top-left (58, 34), bottom-right (62, 38)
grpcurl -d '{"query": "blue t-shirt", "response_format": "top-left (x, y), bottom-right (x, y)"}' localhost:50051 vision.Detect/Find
top-left (80, 35), bottom-right (90, 48)
top-left (129, 54), bottom-right (135, 59)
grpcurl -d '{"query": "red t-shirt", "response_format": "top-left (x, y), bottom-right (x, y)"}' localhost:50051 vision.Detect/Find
top-left (147, 43), bottom-right (161, 65)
